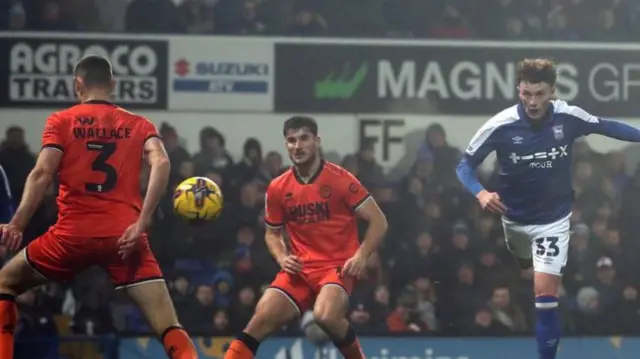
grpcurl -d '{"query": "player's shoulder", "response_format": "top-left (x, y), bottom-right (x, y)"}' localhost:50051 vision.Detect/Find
top-left (322, 161), bottom-right (354, 179)
top-left (483, 104), bottom-right (521, 130)
top-left (267, 168), bottom-right (295, 192)
top-left (552, 100), bottom-right (598, 123)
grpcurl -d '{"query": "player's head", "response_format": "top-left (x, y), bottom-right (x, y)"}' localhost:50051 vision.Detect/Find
top-left (283, 116), bottom-right (320, 166)
top-left (517, 58), bottom-right (557, 120)
top-left (73, 55), bottom-right (115, 101)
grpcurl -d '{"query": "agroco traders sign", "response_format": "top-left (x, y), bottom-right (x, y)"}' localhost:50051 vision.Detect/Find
top-left (274, 40), bottom-right (640, 117)
top-left (0, 34), bottom-right (168, 109)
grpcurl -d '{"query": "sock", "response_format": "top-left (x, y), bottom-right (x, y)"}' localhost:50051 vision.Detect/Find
top-left (224, 332), bottom-right (260, 359)
top-left (160, 326), bottom-right (198, 359)
top-left (0, 294), bottom-right (17, 359)
top-left (535, 296), bottom-right (561, 359)
top-left (333, 325), bottom-right (365, 359)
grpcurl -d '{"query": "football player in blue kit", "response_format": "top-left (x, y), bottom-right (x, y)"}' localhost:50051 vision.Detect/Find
top-left (456, 58), bottom-right (640, 359)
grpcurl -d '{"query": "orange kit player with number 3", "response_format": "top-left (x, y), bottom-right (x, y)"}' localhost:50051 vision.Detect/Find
top-left (0, 55), bottom-right (199, 359)
top-left (225, 116), bottom-right (388, 359)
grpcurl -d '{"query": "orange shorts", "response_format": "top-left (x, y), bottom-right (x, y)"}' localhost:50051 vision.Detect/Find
top-left (268, 265), bottom-right (355, 314)
top-left (25, 229), bottom-right (163, 289)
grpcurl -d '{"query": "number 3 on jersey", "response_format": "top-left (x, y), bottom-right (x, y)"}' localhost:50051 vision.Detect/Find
top-left (85, 141), bottom-right (117, 193)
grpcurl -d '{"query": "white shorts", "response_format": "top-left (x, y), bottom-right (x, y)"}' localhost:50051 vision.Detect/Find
top-left (501, 213), bottom-right (571, 276)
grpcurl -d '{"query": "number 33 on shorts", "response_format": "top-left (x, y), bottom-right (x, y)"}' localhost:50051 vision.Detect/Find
top-left (531, 235), bottom-right (569, 273)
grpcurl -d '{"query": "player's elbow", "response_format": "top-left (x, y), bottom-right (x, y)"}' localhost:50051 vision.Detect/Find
top-left (150, 156), bottom-right (171, 173)
top-left (456, 157), bottom-right (473, 180)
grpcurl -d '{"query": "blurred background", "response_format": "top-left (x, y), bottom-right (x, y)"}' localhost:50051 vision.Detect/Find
top-left (2, 0), bottom-right (640, 358)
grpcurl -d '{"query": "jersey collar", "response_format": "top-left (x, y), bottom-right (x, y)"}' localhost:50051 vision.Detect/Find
top-left (83, 100), bottom-right (115, 106)
top-left (517, 102), bottom-right (555, 128)
top-left (293, 160), bottom-right (325, 185)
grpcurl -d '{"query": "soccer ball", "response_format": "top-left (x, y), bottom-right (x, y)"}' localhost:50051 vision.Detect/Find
top-left (173, 176), bottom-right (224, 222)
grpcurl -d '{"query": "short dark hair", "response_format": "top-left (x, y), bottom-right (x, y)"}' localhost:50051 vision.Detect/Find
top-left (517, 58), bottom-right (557, 87)
top-left (74, 55), bottom-right (113, 88)
top-left (283, 116), bottom-right (318, 136)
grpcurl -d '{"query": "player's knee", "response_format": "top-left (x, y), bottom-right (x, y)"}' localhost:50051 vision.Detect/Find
top-left (312, 306), bottom-right (342, 329)
top-left (534, 271), bottom-right (561, 297)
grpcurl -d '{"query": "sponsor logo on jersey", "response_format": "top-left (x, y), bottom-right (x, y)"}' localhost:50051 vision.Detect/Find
top-left (509, 145), bottom-right (569, 169)
top-left (285, 202), bottom-right (330, 224)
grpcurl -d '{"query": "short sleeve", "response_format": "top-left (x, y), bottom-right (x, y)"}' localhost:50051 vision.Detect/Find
top-left (141, 118), bottom-right (161, 143)
top-left (339, 170), bottom-right (371, 211)
top-left (264, 183), bottom-right (284, 228)
top-left (42, 113), bottom-right (65, 151)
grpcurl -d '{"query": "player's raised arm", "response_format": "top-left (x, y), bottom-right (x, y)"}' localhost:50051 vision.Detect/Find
top-left (5, 115), bottom-right (65, 247)
top-left (565, 104), bottom-right (640, 142)
top-left (456, 120), bottom-right (506, 214)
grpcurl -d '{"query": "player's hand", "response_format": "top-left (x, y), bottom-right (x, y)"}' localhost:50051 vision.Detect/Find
top-left (476, 190), bottom-right (507, 214)
top-left (117, 221), bottom-right (146, 259)
top-left (0, 224), bottom-right (23, 251)
top-left (278, 255), bottom-right (303, 274)
top-left (342, 253), bottom-right (367, 279)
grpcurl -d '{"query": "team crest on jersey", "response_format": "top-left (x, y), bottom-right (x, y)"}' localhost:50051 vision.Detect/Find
top-left (319, 185), bottom-right (332, 199)
top-left (552, 125), bottom-right (564, 140)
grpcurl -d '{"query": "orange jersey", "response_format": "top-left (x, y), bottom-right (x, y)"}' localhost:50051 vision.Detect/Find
top-left (42, 100), bottom-right (159, 237)
top-left (264, 160), bottom-right (370, 267)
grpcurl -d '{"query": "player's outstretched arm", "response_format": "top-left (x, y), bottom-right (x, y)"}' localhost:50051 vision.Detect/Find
top-left (140, 137), bottom-right (171, 228)
top-left (10, 148), bottom-right (62, 231)
top-left (583, 118), bottom-right (640, 142)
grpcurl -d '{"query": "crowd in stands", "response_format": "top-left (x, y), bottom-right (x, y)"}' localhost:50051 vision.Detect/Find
top-left (2, 120), bottom-right (640, 339)
top-left (3, 0), bottom-right (640, 41)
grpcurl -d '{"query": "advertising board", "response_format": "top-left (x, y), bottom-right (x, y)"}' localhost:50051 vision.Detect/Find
top-left (168, 37), bottom-right (273, 112)
top-left (0, 33), bottom-right (168, 109)
top-left (275, 40), bottom-right (640, 117)
top-left (118, 336), bottom-right (640, 359)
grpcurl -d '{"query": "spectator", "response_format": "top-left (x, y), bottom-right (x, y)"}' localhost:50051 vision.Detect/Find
top-left (125, 0), bottom-right (183, 33)
top-left (0, 126), bottom-right (35, 206)
top-left (386, 291), bottom-right (425, 333)
top-left (486, 286), bottom-right (527, 333)
top-left (465, 306), bottom-right (511, 336)
top-left (169, 274), bottom-right (193, 321)
top-left (287, 4), bottom-right (327, 36)
top-left (184, 284), bottom-right (216, 331)
top-left (230, 286), bottom-right (256, 331)
top-left (193, 127), bottom-right (234, 175)
top-left (178, 0), bottom-right (215, 34)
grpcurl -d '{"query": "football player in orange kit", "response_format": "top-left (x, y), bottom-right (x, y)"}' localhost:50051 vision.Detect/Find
top-left (225, 116), bottom-right (388, 359)
top-left (0, 55), bottom-right (198, 359)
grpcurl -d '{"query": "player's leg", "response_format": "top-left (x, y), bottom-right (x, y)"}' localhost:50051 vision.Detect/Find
top-left (123, 281), bottom-right (198, 359)
top-left (502, 217), bottom-right (533, 269)
top-left (225, 272), bottom-right (310, 359)
top-left (530, 220), bottom-right (570, 359)
top-left (312, 270), bottom-right (364, 359)
top-left (0, 232), bottom-right (71, 359)
top-left (106, 239), bottom-right (198, 359)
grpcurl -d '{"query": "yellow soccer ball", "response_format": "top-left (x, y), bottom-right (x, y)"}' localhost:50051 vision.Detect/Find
top-left (173, 176), bottom-right (223, 222)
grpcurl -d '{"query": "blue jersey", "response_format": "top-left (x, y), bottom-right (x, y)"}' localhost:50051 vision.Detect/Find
top-left (457, 100), bottom-right (640, 225)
